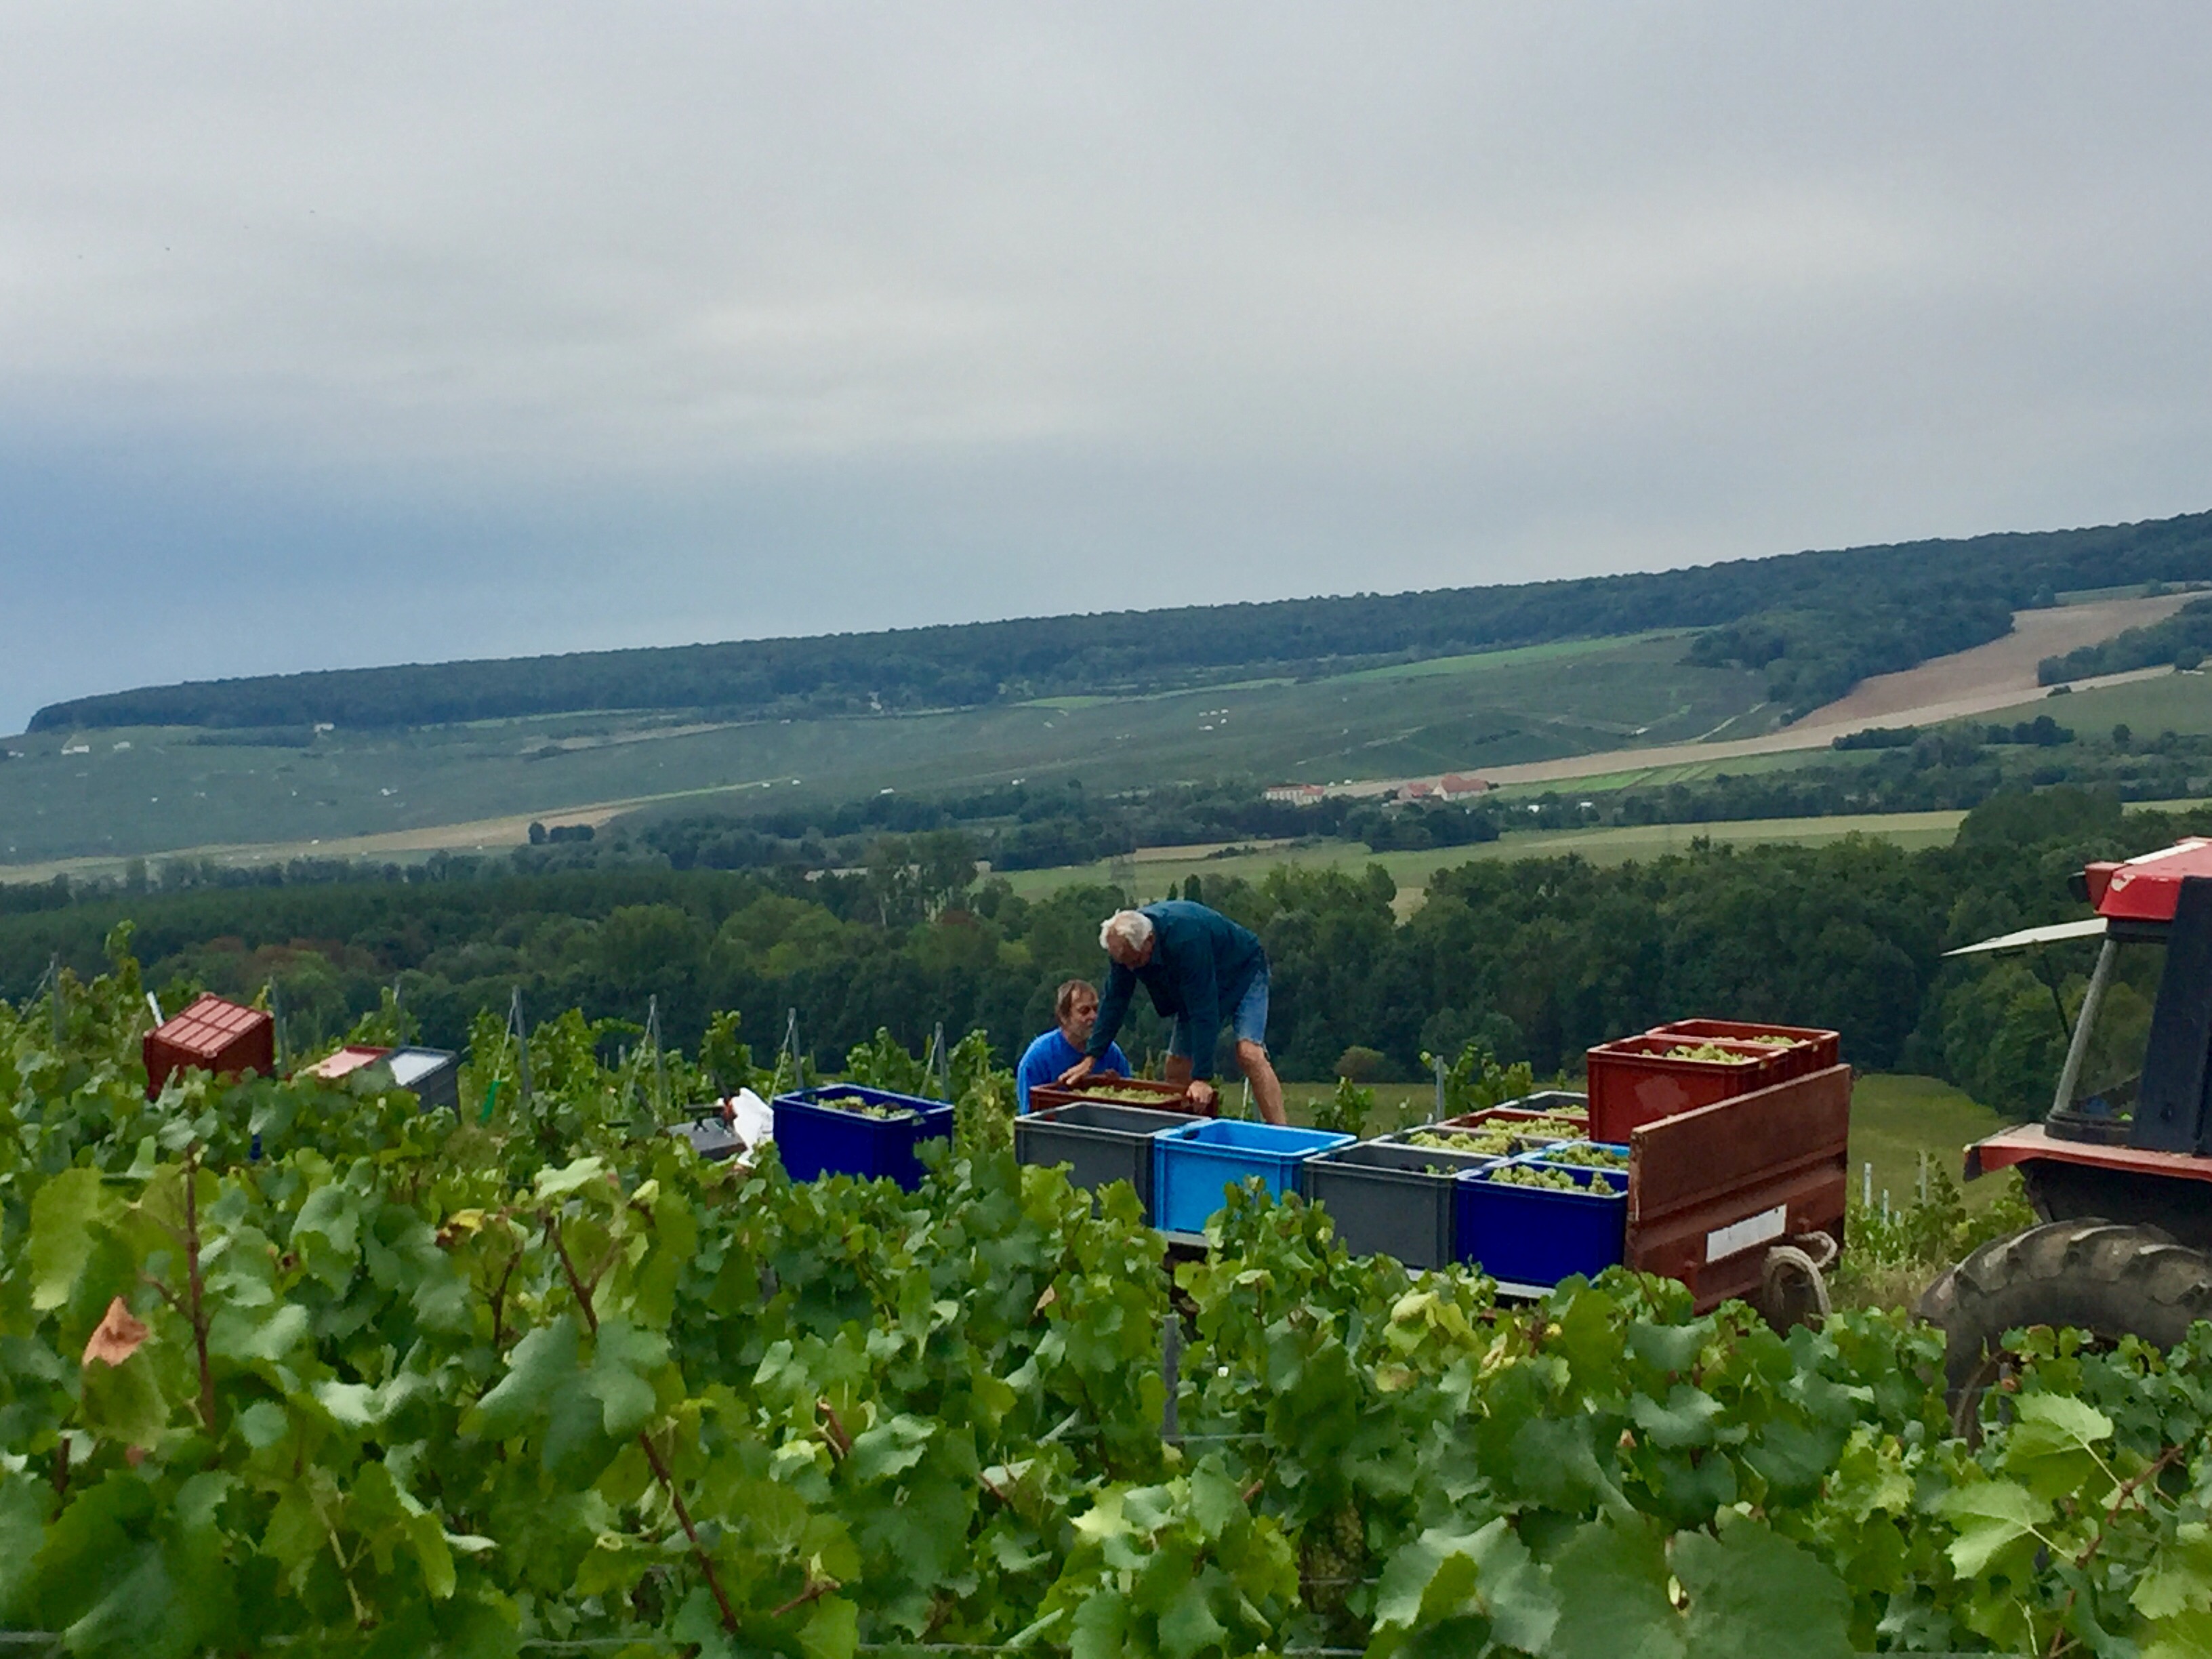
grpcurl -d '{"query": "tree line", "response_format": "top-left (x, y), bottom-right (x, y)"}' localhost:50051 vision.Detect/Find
top-left (0, 785), bottom-right (2190, 1118)
top-left (29, 511), bottom-right (2212, 733)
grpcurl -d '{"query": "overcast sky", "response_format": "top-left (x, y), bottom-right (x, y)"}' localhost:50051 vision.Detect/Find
top-left (3, 5), bottom-right (2210, 731)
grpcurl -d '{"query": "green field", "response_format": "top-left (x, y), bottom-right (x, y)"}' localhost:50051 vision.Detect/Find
top-left (998, 809), bottom-right (1968, 908)
top-left (0, 632), bottom-right (1772, 867)
top-left (1847, 1073), bottom-right (2012, 1211)
top-left (1975, 666), bottom-right (2212, 737)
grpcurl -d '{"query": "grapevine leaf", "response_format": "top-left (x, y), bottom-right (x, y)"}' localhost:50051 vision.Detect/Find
top-left (1938, 1479), bottom-right (2048, 1578)
top-left (81, 1296), bottom-right (148, 1369)
top-left (1158, 1580), bottom-right (1227, 1659)
top-left (1187, 1462), bottom-right (1242, 1543)
top-left (535, 1158), bottom-right (607, 1200)
top-left (2148, 1608), bottom-right (2212, 1659)
top-left (1070, 1588), bottom-right (1129, 1659)
top-left (2001, 1391), bottom-right (2116, 1500)
top-left (29, 1166), bottom-right (104, 1310)
top-left (541, 1369), bottom-right (624, 1484)
top-left (1670, 1513), bottom-right (1852, 1659)
top-left (59, 1542), bottom-right (173, 1659)
top-left (846, 1413), bottom-right (935, 1483)
top-left (2138, 1523), bottom-right (2212, 1620)
top-left (800, 1595), bottom-right (859, 1659)
top-left (0, 1473), bottom-right (49, 1622)
top-left (586, 1318), bottom-right (665, 1440)
top-left (1370, 1518), bottom-right (1556, 1655)
top-left (78, 1346), bottom-right (170, 1450)
top-left (207, 1300), bottom-right (310, 1366)
top-left (1631, 1384), bottom-right (1725, 1451)
top-left (1626, 1318), bottom-right (1711, 1376)
top-left (236, 1401), bottom-right (289, 1450)
top-left (312, 1380), bottom-right (380, 1430)
top-left (464, 1315), bottom-right (580, 1441)
top-left (1547, 1517), bottom-right (1686, 1659)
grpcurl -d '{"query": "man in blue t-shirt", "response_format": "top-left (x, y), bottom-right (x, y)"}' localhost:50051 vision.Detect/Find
top-left (1015, 979), bottom-right (1132, 1113)
top-left (1060, 899), bottom-right (1285, 1124)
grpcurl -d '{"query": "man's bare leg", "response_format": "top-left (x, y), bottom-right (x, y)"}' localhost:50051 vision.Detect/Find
top-left (1237, 1040), bottom-right (1287, 1126)
top-left (1163, 1054), bottom-right (1193, 1088)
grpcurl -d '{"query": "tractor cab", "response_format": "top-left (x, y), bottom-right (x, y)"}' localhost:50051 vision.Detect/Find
top-left (1924, 839), bottom-right (2212, 1423)
top-left (1954, 838), bottom-right (2212, 1250)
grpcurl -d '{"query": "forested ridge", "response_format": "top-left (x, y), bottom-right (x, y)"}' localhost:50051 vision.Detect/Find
top-left (0, 786), bottom-right (2177, 1117)
top-left (29, 508), bottom-right (2212, 732)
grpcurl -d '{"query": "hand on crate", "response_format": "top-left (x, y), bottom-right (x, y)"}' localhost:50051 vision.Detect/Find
top-left (1185, 1079), bottom-right (1218, 1113)
top-left (1055, 1054), bottom-right (1097, 1088)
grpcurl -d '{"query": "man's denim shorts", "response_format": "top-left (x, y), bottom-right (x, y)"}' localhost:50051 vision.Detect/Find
top-left (1168, 964), bottom-right (1269, 1057)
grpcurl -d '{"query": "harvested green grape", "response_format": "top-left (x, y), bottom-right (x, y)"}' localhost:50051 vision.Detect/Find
top-left (817, 1093), bottom-right (918, 1120)
top-left (1404, 1128), bottom-right (1514, 1155)
top-left (1664, 1043), bottom-right (1759, 1064)
top-left (1744, 1033), bottom-right (1804, 1047)
top-left (1542, 1141), bottom-right (1629, 1168)
top-left (1504, 1115), bottom-right (1586, 1139)
top-left (1487, 1164), bottom-right (1581, 1191)
top-left (1076, 1083), bottom-right (1174, 1103)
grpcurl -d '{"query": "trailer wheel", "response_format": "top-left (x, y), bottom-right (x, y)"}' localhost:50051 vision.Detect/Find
top-left (1919, 1220), bottom-right (2212, 1435)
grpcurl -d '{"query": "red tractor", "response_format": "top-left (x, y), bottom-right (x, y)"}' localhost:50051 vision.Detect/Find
top-left (1923, 838), bottom-right (2212, 1422)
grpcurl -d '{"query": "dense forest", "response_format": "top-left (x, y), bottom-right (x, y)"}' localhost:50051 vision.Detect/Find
top-left (28, 510), bottom-right (2212, 732)
top-left (0, 784), bottom-right (2182, 1118)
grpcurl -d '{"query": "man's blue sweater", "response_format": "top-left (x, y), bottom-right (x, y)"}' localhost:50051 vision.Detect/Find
top-left (1087, 901), bottom-right (1267, 1081)
top-left (1015, 1029), bottom-right (1130, 1112)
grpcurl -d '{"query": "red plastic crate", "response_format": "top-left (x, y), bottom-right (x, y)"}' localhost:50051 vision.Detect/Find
top-left (1645, 1019), bottom-right (1839, 1082)
top-left (1583, 1033), bottom-right (1788, 1142)
top-left (1026, 1076), bottom-right (1216, 1118)
top-left (143, 994), bottom-right (276, 1099)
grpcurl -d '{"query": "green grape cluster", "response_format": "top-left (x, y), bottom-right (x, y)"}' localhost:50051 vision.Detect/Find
top-left (1402, 1127), bottom-right (1514, 1155)
top-left (1540, 1141), bottom-right (1630, 1168)
top-left (1487, 1163), bottom-right (1584, 1191)
top-left (1664, 1042), bottom-right (1760, 1064)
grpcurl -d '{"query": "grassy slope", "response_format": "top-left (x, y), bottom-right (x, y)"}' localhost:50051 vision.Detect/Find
top-left (1972, 667), bottom-right (2212, 737)
top-left (0, 633), bottom-right (1769, 867)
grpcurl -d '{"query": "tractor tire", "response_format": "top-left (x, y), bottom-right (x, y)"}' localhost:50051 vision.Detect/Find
top-left (1918, 1219), bottom-right (2212, 1434)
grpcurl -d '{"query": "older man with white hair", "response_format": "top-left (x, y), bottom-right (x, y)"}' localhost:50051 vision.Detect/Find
top-left (1058, 899), bottom-right (1286, 1124)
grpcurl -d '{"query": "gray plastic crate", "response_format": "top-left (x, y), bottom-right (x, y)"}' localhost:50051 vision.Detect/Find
top-left (1303, 1139), bottom-right (1478, 1269)
top-left (1015, 1102), bottom-right (1192, 1218)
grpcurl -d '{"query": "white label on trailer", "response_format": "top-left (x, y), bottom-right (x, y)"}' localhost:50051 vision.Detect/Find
top-left (1706, 1203), bottom-right (1788, 1263)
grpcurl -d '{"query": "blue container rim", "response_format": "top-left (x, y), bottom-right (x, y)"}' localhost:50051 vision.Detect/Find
top-left (774, 1085), bottom-right (954, 1122)
top-left (1460, 1161), bottom-right (1628, 1196)
top-left (1158, 1120), bottom-right (1353, 1154)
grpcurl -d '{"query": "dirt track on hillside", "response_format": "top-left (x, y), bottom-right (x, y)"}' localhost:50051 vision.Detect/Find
top-left (1361, 592), bottom-right (2193, 794)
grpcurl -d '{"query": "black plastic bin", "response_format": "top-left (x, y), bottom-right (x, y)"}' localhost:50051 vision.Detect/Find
top-left (1303, 1139), bottom-right (1488, 1269)
top-left (1015, 1101), bottom-right (1192, 1218)
top-left (669, 1114), bottom-right (747, 1162)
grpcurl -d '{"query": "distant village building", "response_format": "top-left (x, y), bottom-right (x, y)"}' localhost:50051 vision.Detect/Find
top-left (1263, 783), bottom-right (1328, 806)
top-left (1439, 773), bottom-right (1490, 800)
top-left (1400, 781), bottom-right (1438, 801)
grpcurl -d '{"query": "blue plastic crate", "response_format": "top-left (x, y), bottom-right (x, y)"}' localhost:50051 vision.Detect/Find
top-left (771, 1086), bottom-right (954, 1189)
top-left (1151, 1120), bottom-right (1353, 1234)
top-left (1455, 1158), bottom-right (1628, 1288)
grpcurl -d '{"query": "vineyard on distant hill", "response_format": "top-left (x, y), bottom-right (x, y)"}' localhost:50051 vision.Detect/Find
top-left (28, 511), bottom-right (2212, 733)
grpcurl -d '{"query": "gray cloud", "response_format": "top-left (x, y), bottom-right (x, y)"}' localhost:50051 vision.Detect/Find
top-left (3, 3), bottom-right (2210, 729)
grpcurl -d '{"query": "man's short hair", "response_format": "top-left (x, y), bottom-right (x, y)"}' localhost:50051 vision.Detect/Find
top-left (1101, 909), bottom-right (1155, 953)
top-left (1054, 979), bottom-right (1098, 1021)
